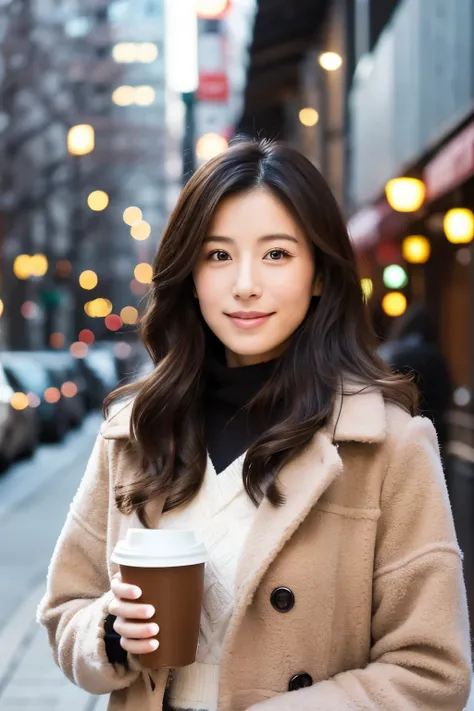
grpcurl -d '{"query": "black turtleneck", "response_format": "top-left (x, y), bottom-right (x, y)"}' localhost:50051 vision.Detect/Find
top-left (204, 354), bottom-right (279, 473)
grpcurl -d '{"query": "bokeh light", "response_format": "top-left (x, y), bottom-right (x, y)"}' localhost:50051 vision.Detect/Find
top-left (134, 86), bottom-right (155, 106)
top-left (360, 278), bottom-right (373, 302)
top-left (319, 51), bottom-right (343, 71)
top-left (27, 392), bottom-right (41, 408)
top-left (120, 306), bottom-right (138, 325)
top-left (383, 265), bottom-right (408, 289)
top-left (123, 206), bottom-right (143, 226)
top-left (87, 190), bottom-right (109, 211)
top-left (105, 314), bottom-right (123, 331)
top-left (385, 177), bottom-right (425, 212)
top-left (134, 263), bottom-right (153, 284)
top-left (29, 254), bottom-right (48, 277)
top-left (61, 381), bottom-right (78, 398)
top-left (21, 301), bottom-right (39, 319)
top-left (130, 221), bottom-right (151, 240)
top-left (443, 208), bottom-right (474, 245)
top-left (56, 260), bottom-right (72, 278)
top-left (13, 255), bottom-right (31, 280)
top-left (382, 292), bottom-right (407, 317)
top-left (79, 270), bottom-right (98, 290)
top-left (402, 235), bottom-right (431, 264)
top-left (112, 85), bottom-right (135, 106)
top-left (44, 387), bottom-right (61, 404)
top-left (299, 108), bottom-right (319, 127)
top-left (196, 133), bottom-right (228, 161)
top-left (114, 341), bottom-right (133, 359)
top-left (79, 329), bottom-right (95, 345)
top-left (10, 392), bottom-right (29, 410)
top-left (84, 298), bottom-right (113, 317)
top-left (70, 341), bottom-right (89, 358)
top-left (0, 300), bottom-right (4, 318)
top-left (50, 332), bottom-right (65, 349)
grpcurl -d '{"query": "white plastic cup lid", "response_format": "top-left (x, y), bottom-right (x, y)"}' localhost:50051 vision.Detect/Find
top-left (111, 528), bottom-right (208, 568)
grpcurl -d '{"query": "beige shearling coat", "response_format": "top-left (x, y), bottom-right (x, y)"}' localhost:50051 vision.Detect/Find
top-left (38, 386), bottom-right (472, 711)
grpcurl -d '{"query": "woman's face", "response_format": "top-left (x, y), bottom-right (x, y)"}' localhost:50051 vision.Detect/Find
top-left (193, 187), bottom-right (320, 367)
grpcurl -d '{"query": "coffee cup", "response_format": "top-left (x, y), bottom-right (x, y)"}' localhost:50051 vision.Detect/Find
top-left (111, 529), bottom-right (208, 669)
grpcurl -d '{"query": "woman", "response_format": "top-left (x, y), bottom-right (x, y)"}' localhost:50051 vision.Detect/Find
top-left (38, 139), bottom-right (471, 711)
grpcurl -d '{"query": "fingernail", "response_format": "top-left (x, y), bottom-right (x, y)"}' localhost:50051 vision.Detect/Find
top-left (147, 606), bottom-right (155, 617)
top-left (132, 587), bottom-right (142, 598)
top-left (150, 639), bottom-right (159, 650)
top-left (150, 623), bottom-right (159, 635)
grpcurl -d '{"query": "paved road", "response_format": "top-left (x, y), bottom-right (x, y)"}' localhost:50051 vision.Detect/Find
top-left (0, 412), bottom-right (472, 710)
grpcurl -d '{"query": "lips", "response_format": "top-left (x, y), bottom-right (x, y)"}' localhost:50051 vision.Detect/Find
top-left (226, 311), bottom-right (274, 330)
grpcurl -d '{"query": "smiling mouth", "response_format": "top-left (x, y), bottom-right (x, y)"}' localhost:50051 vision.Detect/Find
top-left (226, 313), bottom-right (274, 329)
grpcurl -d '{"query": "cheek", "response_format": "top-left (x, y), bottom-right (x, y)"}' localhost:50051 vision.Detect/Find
top-left (269, 268), bottom-right (314, 305)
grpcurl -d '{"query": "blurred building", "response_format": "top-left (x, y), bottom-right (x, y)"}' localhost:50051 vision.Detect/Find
top-left (238, 0), bottom-right (474, 637)
top-left (0, 0), bottom-right (167, 351)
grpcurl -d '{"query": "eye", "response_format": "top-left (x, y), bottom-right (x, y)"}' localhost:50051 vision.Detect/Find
top-left (265, 248), bottom-right (291, 261)
top-left (208, 249), bottom-right (230, 261)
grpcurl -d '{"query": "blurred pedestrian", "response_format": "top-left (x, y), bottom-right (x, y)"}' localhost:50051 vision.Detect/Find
top-left (379, 303), bottom-right (452, 454)
top-left (38, 139), bottom-right (470, 711)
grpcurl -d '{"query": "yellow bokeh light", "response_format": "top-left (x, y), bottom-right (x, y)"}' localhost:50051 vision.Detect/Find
top-left (123, 206), bottom-right (143, 226)
top-left (120, 306), bottom-right (139, 325)
top-left (0, 299), bottom-right (3, 318)
top-left (443, 208), bottom-right (474, 245)
top-left (11, 392), bottom-right (29, 410)
top-left (382, 292), bottom-right (407, 317)
top-left (402, 235), bottom-right (431, 264)
top-left (87, 190), bottom-right (109, 211)
top-left (29, 254), bottom-right (48, 277)
top-left (112, 42), bottom-right (136, 63)
top-left (67, 124), bottom-right (95, 156)
top-left (13, 254), bottom-right (31, 280)
top-left (299, 108), bottom-right (319, 127)
top-left (385, 177), bottom-right (425, 213)
top-left (134, 86), bottom-right (155, 106)
top-left (112, 85), bottom-right (135, 106)
top-left (79, 270), bottom-right (98, 290)
top-left (360, 278), bottom-right (373, 302)
top-left (84, 298), bottom-right (113, 318)
top-left (319, 51), bottom-right (343, 71)
top-left (137, 43), bottom-right (158, 63)
top-left (196, 133), bottom-right (228, 161)
top-left (134, 263), bottom-right (153, 284)
top-left (131, 221), bottom-right (151, 241)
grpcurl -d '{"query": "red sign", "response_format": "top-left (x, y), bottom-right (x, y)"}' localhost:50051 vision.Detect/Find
top-left (198, 72), bottom-right (229, 102)
top-left (424, 121), bottom-right (474, 201)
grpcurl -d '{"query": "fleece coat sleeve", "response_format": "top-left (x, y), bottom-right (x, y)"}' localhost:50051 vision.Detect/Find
top-left (248, 417), bottom-right (472, 711)
top-left (37, 432), bottom-right (141, 695)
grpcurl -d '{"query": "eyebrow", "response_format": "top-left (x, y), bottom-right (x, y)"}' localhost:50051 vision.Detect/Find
top-left (203, 233), bottom-right (299, 245)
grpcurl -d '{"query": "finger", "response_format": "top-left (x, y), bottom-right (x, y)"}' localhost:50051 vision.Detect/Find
top-left (110, 578), bottom-right (142, 601)
top-left (120, 636), bottom-right (159, 655)
top-left (113, 617), bottom-right (159, 640)
top-left (108, 599), bottom-right (155, 620)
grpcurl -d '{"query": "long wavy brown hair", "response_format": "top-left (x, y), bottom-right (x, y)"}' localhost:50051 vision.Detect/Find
top-left (106, 138), bottom-right (417, 527)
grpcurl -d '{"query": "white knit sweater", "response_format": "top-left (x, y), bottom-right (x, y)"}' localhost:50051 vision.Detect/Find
top-left (159, 453), bottom-right (258, 711)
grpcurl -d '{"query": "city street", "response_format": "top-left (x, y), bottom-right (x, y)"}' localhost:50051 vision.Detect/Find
top-left (0, 412), bottom-right (473, 710)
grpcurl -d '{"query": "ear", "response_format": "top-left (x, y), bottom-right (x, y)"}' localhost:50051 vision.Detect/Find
top-left (313, 273), bottom-right (323, 297)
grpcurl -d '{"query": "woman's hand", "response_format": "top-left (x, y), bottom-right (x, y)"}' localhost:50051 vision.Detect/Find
top-left (108, 572), bottom-right (159, 655)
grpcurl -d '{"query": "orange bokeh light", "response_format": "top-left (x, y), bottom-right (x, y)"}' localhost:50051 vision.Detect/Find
top-left (61, 381), bottom-right (78, 398)
top-left (44, 387), bottom-right (61, 404)
top-left (50, 332), bottom-right (65, 349)
top-left (10, 392), bottom-right (29, 410)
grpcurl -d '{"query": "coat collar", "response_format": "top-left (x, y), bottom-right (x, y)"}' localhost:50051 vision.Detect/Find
top-left (100, 379), bottom-right (387, 444)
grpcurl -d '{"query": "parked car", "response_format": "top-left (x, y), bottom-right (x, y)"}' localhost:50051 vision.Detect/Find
top-left (31, 351), bottom-right (87, 429)
top-left (0, 362), bottom-right (38, 471)
top-left (1, 353), bottom-right (68, 443)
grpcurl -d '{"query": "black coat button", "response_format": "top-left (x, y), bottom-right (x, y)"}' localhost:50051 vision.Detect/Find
top-left (270, 586), bottom-right (295, 612)
top-left (288, 673), bottom-right (313, 691)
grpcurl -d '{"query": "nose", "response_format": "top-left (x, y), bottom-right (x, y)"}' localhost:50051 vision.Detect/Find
top-left (232, 258), bottom-right (262, 300)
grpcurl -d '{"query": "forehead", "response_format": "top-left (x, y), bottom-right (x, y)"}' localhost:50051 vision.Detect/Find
top-left (208, 188), bottom-right (302, 238)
